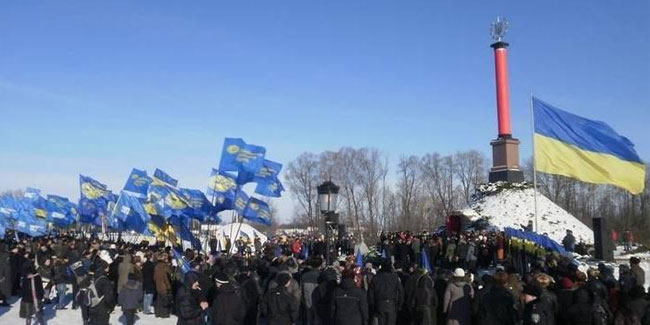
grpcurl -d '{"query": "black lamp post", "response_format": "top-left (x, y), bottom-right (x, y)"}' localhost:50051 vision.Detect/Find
top-left (317, 180), bottom-right (339, 265)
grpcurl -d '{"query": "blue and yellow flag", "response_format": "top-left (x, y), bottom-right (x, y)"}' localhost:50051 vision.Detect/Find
top-left (153, 168), bottom-right (179, 187)
top-left (219, 138), bottom-right (266, 174)
top-left (242, 197), bottom-right (271, 226)
top-left (123, 169), bottom-right (152, 198)
top-left (111, 191), bottom-right (151, 234)
top-left (206, 169), bottom-right (238, 210)
top-left (179, 188), bottom-right (213, 222)
top-left (80, 175), bottom-right (111, 200)
top-left (233, 190), bottom-right (250, 215)
top-left (46, 195), bottom-right (77, 227)
top-left (533, 97), bottom-right (646, 194)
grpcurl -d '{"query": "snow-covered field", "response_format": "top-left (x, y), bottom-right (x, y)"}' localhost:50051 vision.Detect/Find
top-left (462, 185), bottom-right (594, 244)
top-left (0, 293), bottom-right (177, 325)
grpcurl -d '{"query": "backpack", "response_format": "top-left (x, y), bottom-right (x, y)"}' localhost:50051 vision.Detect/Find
top-left (79, 275), bottom-right (106, 308)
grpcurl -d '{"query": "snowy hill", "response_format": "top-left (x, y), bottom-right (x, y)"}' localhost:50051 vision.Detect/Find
top-left (461, 182), bottom-right (594, 244)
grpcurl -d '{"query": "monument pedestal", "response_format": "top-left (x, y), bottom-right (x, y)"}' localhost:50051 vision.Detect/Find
top-left (489, 136), bottom-right (524, 183)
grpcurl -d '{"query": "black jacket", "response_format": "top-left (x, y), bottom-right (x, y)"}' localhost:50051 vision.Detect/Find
top-left (141, 260), bottom-right (156, 294)
top-left (331, 278), bottom-right (369, 325)
top-left (89, 269), bottom-right (115, 315)
top-left (368, 271), bottom-right (404, 309)
top-left (261, 286), bottom-right (299, 325)
top-left (176, 283), bottom-right (205, 325)
top-left (523, 299), bottom-right (550, 325)
top-left (312, 274), bottom-right (337, 324)
top-left (211, 283), bottom-right (246, 325)
top-left (478, 285), bottom-right (519, 325)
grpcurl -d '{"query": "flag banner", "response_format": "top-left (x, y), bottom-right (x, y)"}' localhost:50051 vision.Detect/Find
top-left (255, 159), bottom-right (282, 182)
top-left (206, 169), bottom-right (238, 210)
top-left (179, 188), bottom-right (213, 222)
top-left (24, 188), bottom-right (42, 200)
top-left (254, 178), bottom-right (284, 198)
top-left (46, 195), bottom-right (76, 227)
top-left (153, 168), bottom-right (179, 187)
top-left (218, 138), bottom-right (266, 173)
top-left (169, 215), bottom-right (202, 251)
top-left (242, 197), bottom-right (271, 226)
top-left (79, 175), bottom-right (111, 200)
top-left (148, 177), bottom-right (190, 218)
top-left (111, 191), bottom-right (151, 234)
top-left (234, 190), bottom-right (249, 215)
top-left (123, 169), bottom-right (152, 198)
top-left (171, 248), bottom-right (190, 274)
top-left (15, 216), bottom-right (47, 237)
top-left (236, 169), bottom-right (256, 185)
top-left (533, 97), bottom-right (646, 194)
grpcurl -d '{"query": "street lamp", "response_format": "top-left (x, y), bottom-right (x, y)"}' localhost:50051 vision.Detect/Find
top-left (317, 180), bottom-right (339, 265)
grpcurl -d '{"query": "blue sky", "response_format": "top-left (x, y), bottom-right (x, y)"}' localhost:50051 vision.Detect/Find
top-left (1, 1), bottom-right (648, 221)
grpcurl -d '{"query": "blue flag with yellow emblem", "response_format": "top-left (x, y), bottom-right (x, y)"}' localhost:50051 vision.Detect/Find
top-left (111, 191), bottom-right (151, 235)
top-left (79, 175), bottom-right (113, 223)
top-left (169, 215), bottom-right (202, 251)
top-left (179, 188), bottom-right (213, 222)
top-left (46, 195), bottom-right (77, 227)
top-left (242, 197), bottom-right (271, 226)
top-left (123, 169), bottom-right (152, 198)
top-left (206, 169), bottom-right (238, 211)
top-left (153, 168), bottom-right (179, 187)
top-left (233, 190), bottom-right (250, 215)
top-left (218, 138), bottom-right (266, 174)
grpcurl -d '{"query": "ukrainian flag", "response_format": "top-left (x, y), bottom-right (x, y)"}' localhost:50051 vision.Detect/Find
top-left (533, 97), bottom-right (646, 194)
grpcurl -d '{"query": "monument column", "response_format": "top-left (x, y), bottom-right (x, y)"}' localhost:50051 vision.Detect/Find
top-left (488, 17), bottom-right (524, 183)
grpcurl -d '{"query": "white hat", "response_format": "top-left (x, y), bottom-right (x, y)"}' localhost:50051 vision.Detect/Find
top-left (98, 250), bottom-right (113, 265)
top-left (453, 268), bottom-right (465, 277)
top-left (109, 244), bottom-right (117, 250)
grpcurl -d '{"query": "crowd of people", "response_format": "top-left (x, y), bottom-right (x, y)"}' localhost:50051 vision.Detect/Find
top-left (0, 228), bottom-right (647, 325)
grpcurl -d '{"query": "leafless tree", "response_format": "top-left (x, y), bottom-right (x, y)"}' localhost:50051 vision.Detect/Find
top-left (284, 152), bottom-right (319, 230)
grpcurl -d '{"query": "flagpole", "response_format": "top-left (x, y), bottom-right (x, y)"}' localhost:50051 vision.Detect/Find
top-left (530, 93), bottom-right (539, 233)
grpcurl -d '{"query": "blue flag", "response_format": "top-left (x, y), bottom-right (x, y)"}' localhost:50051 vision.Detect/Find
top-left (179, 188), bottom-right (213, 222)
top-left (356, 249), bottom-right (364, 268)
top-left (169, 215), bottom-right (202, 251)
top-left (46, 195), bottom-right (76, 227)
top-left (24, 188), bottom-right (42, 201)
top-left (79, 175), bottom-right (113, 223)
top-left (218, 138), bottom-right (266, 173)
top-left (111, 192), bottom-right (151, 235)
top-left (171, 248), bottom-right (191, 274)
top-left (148, 175), bottom-right (190, 218)
top-left (206, 169), bottom-right (238, 211)
top-left (123, 169), bottom-right (152, 198)
top-left (234, 190), bottom-right (250, 215)
top-left (153, 168), bottom-right (179, 187)
top-left (421, 247), bottom-right (433, 274)
top-left (80, 175), bottom-right (111, 200)
top-left (255, 179), bottom-right (284, 198)
top-left (242, 197), bottom-right (271, 226)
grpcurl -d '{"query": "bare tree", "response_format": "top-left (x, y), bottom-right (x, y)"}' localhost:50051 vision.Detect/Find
top-left (284, 152), bottom-right (319, 230)
top-left (455, 150), bottom-right (487, 205)
top-left (396, 156), bottom-right (420, 230)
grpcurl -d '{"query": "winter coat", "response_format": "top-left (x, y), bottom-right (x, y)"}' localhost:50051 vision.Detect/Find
top-left (539, 288), bottom-right (559, 325)
top-left (211, 283), bottom-right (246, 325)
top-left (19, 272), bottom-right (44, 319)
top-left (312, 274), bottom-right (337, 324)
top-left (368, 271), bottom-right (405, 310)
top-left (627, 298), bottom-right (649, 321)
top-left (261, 286), bottom-right (299, 325)
top-left (443, 278), bottom-right (474, 325)
top-left (141, 260), bottom-right (156, 294)
top-left (53, 262), bottom-right (68, 284)
top-left (478, 285), bottom-right (518, 325)
top-left (153, 260), bottom-right (172, 294)
top-left (89, 268), bottom-right (116, 316)
top-left (0, 248), bottom-right (12, 299)
top-left (330, 278), bottom-right (369, 325)
top-left (117, 254), bottom-right (134, 294)
top-left (523, 298), bottom-right (550, 325)
top-left (409, 271), bottom-right (438, 325)
top-left (176, 282), bottom-right (204, 325)
top-left (300, 268), bottom-right (320, 309)
top-left (118, 279), bottom-right (142, 311)
top-left (631, 265), bottom-right (646, 288)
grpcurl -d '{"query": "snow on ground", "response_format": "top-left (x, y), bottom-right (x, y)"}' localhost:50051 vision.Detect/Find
top-left (462, 184), bottom-right (594, 244)
top-left (0, 293), bottom-right (177, 325)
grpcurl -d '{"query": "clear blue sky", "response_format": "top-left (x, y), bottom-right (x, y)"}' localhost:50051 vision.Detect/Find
top-left (1, 1), bottom-right (648, 221)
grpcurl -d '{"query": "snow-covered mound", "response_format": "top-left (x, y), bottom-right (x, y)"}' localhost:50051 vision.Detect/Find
top-left (461, 182), bottom-right (594, 244)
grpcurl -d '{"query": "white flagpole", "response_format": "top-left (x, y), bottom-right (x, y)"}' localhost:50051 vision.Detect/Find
top-left (530, 93), bottom-right (539, 233)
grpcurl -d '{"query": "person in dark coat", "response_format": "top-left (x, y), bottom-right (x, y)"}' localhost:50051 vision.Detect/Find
top-left (19, 258), bottom-right (44, 325)
top-left (408, 268), bottom-right (438, 325)
top-left (237, 265), bottom-right (262, 325)
top-left (562, 288), bottom-right (594, 325)
top-left (141, 252), bottom-right (156, 315)
top-left (153, 252), bottom-right (172, 318)
top-left (536, 273), bottom-right (558, 325)
top-left (368, 260), bottom-right (404, 325)
top-left (443, 268), bottom-right (474, 325)
top-left (88, 258), bottom-right (116, 325)
top-left (522, 284), bottom-right (549, 325)
top-left (118, 273), bottom-right (143, 325)
top-left (624, 285), bottom-right (649, 321)
top-left (0, 243), bottom-right (12, 306)
top-left (211, 272), bottom-right (246, 325)
top-left (477, 271), bottom-right (518, 325)
top-left (300, 257), bottom-right (322, 325)
top-left (176, 270), bottom-right (209, 325)
top-left (330, 269), bottom-right (369, 325)
top-left (261, 272), bottom-right (299, 325)
top-left (312, 267), bottom-right (338, 325)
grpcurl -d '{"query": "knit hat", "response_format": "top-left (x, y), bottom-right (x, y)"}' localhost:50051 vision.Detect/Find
top-left (215, 272), bottom-right (229, 284)
top-left (453, 268), bottom-right (465, 278)
top-left (560, 277), bottom-right (574, 289)
top-left (276, 272), bottom-right (291, 287)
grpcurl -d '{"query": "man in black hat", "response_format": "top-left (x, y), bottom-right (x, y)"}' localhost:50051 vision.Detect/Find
top-left (211, 272), bottom-right (246, 325)
top-left (522, 284), bottom-right (548, 325)
top-left (368, 260), bottom-right (404, 325)
top-left (176, 270), bottom-right (209, 325)
top-left (261, 272), bottom-right (299, 325)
